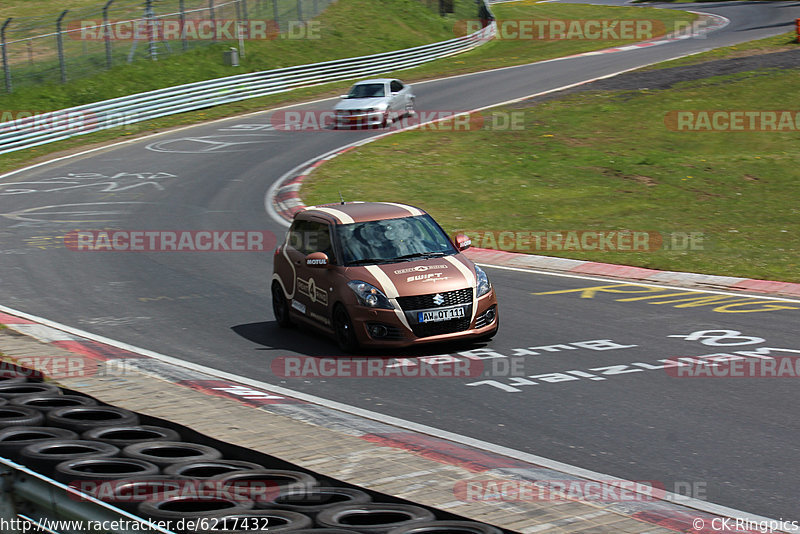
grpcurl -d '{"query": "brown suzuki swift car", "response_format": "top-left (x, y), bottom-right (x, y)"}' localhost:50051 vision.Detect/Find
top-left (272, 202), bottom-right (498, 351)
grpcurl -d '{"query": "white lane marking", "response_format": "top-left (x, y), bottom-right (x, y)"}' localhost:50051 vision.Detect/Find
top-left (476, 263), bottom-right (800, 304)
top-left (0, 298), bottom-right (791, 529)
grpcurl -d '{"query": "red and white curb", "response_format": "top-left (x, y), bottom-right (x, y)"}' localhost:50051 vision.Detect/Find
top-left (0, 306), bottom-right (785, 533)
top-left (267, 140), bottom-right (800, 301)
top-left (568, 12), bottom-right (729, 57)
top-left (272, 154), bottom-right (800, 299)
top-left (2, 303), bottom-right (793, 532)
top-left (265, 13), bottom-right (800, 301)
top-left (464, 247), bottom-right (800, 299)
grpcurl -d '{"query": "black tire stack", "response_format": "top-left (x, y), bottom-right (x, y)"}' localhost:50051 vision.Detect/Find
top-left (0, 374), bottom-right (508, 534)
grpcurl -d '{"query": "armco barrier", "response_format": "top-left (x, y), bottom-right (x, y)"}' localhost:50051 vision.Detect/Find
top-left (0, 456), bottom-right (174, 534)
top-left (0, 375), bottom-right (509, 534)
top-left (0, 16), bottom-right (496, 156)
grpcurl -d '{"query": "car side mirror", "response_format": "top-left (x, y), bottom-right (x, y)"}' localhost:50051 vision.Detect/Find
top-left (306, 252), bottom-right (330, 268)
top-left (454, 234), bottom-right (471, 251)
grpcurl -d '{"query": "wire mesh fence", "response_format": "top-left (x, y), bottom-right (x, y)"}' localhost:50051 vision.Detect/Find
top-left (0, 0), bottom-right (336, 92)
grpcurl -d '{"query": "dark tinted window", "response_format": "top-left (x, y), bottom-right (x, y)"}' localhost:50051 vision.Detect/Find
top-left (335, 215), bottom-right (456, 265)
top-left (347, 83), bottom-right (385, 98)
top-left (287, 220), bottom-right (336, 262)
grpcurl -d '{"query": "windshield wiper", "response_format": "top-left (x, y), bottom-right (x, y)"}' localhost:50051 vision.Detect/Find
top-left (394, 251), bottom-right (447, 261)
top-left (347, 258), bottom-right (393, 266)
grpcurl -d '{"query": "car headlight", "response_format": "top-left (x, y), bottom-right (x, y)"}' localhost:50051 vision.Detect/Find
top-left (347, 281), bottom-right (394, 309)
top-left (475, 265), bottom-right (491, 297)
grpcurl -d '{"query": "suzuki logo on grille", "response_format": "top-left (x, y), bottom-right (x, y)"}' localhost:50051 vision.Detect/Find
top-left (432, 293), bottom-right (445, 306)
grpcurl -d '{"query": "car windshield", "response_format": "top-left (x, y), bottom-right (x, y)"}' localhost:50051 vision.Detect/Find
top-left (336, 215), bottom-right (457, 266)
top-left (346, 83), bottom-right (385, 99)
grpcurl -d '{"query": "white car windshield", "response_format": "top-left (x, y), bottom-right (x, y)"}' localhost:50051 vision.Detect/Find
top-left (347, 83), bottom-right (385, 98)
top-left (336, 215), bottom-right (456, 265)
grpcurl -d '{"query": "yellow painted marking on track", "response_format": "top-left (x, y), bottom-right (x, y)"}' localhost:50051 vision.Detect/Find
top-left (532, 283), bottom-right (799, 313)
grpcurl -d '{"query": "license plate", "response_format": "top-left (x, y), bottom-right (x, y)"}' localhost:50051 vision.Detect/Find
top-left (418, 306), bottom-right (465, 323)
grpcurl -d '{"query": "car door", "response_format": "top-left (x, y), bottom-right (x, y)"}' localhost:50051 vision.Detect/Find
top-left (389, 80), bottom-right (405, 115)
top-left (291, 219), bottom-right (336, 328)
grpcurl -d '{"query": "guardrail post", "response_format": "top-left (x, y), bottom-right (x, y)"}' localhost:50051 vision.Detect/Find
top-left (1, 18), bottom-right (11, 93)
top-left (56, 10), bottom-right (69, 83)
top-left (235, 0), bottom-right (245, 57)
top-left (297, 0), bottom-right (303, 22)
top-left (209, 0), bottom-right (217, 43)
top-left (145, 0), bottom-right (157, 60)
top-left (179, 0), bottom-right (187, 50)
top-left (103, 0), bottom-right (114, 68)
top-left (272, 0), bottom-right (279, 30)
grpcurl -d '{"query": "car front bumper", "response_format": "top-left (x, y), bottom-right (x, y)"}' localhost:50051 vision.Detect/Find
top-left (350, 291), bottom-right (499, 348)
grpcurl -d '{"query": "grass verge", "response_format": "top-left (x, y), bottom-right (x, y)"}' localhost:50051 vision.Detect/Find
top-left (301, 68), bottom-right (800, 282)
top-left (0, 1), bottom-right (695, 174)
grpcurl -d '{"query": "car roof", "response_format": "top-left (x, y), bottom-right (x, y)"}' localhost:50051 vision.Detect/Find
top-left (352, 78), bottom-right (396, 85)
top-left (298, 201), bottom-right (426, 225)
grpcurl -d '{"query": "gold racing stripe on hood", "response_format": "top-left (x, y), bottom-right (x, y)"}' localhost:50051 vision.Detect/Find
top-left (444, 256), bottom-right (478, 322)
top-left (381, 202), bottom-right (424, 217)
top-left (365, 264), bottom-right (412, 331)
top-left (310, 207), bottom-right (354, 224)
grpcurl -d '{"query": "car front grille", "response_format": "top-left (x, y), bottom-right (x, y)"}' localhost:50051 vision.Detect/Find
top-left (396, 288), bottom-right (473, 312)
top-left (410, 315), bottom-right (472, 338)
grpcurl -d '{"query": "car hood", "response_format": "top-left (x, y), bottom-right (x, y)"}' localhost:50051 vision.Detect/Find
top-left (346, 255), bottom-right (477, 299)
top-left (334, 97), bottom-right (388, 111)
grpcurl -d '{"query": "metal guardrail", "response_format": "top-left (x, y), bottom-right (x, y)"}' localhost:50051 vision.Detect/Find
top-left (0, 5), bottom-right (495, 532)
top-left (0, 19), bottom-right (496, 156)
top-left (0, 458), bottom-right (173, 534)
top-left (0, 0), bottom-right (337, 92)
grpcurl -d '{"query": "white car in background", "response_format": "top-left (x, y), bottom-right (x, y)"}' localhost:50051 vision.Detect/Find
top-left (333, 78), bottom-right (416, 128)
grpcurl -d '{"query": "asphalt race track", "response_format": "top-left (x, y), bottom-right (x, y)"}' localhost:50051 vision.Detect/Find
top-left (1, 0), bottom-right (799, 522)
